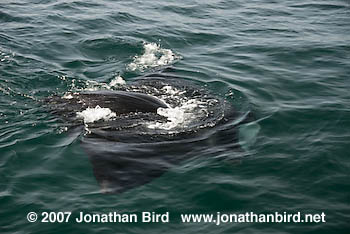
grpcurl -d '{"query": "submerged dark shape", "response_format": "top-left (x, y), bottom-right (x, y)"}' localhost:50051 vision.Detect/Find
top-left (46, 75), bottom-right (254, 193)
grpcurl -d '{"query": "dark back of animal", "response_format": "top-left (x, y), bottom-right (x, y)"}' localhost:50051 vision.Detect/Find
top-left (46, 90), bottom-right (168, 120)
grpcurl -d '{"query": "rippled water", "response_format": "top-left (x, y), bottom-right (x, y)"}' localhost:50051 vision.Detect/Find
top-left (1, 0), bottom-right (349, 233)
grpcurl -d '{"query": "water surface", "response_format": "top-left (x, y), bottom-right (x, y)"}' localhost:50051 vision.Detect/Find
top-left (0, 0), bottom-right (349, 233)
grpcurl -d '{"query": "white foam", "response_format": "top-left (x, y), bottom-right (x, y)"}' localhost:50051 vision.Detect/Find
top-left (83, 80), bottom-right (108, 91)
top-left (148, 98), bottom-right (205, 130)
top-left (147, 84), bottom-right (209, 130)
top-left (76, 105), bottom-right (116, 123)
top-left (79, 75), bottom-right (126, 91)
top-left (161, 85), bottom-right (186, 95)
top-left (128, 42), bottom-right (179, 71)
top-left (109, 75), bottom-right (126, 87)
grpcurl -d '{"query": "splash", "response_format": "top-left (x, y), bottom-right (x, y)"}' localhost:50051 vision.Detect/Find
top-left (128, 42), bottom-right (180, 71)
top-left (109, 75), bottom-right (126, 87)
top-left (76, 106), bottom-right (116, 123)
top-left (72, 75), bottom-right (127, 92)
top-left (148, 99), bottom-right (206, 130)
top-left (146, 85), bottom-right (210, 131)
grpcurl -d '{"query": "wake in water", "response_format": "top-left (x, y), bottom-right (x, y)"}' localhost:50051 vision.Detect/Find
top-left (44, 72), bottom-right (255, 193)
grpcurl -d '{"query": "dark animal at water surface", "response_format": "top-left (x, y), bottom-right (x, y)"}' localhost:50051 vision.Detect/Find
top-left (45, 74), bottom-right (255, 193)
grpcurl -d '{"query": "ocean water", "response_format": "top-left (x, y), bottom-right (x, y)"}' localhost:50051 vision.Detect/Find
top-left (1, 0), bottom-right (349, 233)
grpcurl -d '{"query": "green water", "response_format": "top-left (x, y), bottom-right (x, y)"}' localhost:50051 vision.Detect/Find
top-left (1, 0), bottom-right (349, 233)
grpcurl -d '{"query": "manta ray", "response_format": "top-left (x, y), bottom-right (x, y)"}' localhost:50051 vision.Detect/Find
top-left (45, 73), bottom-right (255, 193)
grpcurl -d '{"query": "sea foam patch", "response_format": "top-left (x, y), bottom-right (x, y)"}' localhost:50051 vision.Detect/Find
top-left (73, 75), bottom-right (127, 92)
top-left (148, 99), bottom-right (204, 130)
top-left (77, 106), bottom-right (116, 123)
top-left (109, 75), bottom-right (126, 87)
top-left (147, 85), bottom-right (208, 130)
top-left (128, 42), bottom-right (180, 71)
